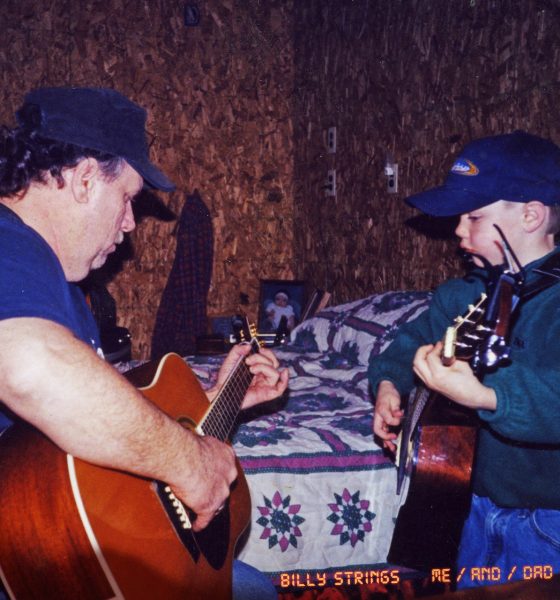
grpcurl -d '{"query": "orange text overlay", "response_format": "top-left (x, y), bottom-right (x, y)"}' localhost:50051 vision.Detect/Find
top-left (279, 569), bottom-right (400, 588)
top-left (432, 565), bottom-right (554, 584)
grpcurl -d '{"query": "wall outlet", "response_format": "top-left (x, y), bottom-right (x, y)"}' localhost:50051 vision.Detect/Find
top-left (327, 126), bottom-right (337, 153)
top-left (325, 169), bottom-right (336, 196)
top-left (386, 163), bottom-right (398, 193)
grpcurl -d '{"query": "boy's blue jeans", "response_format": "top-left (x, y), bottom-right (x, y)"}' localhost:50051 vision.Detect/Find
top-left (457, 494), bottom-right (560, 589)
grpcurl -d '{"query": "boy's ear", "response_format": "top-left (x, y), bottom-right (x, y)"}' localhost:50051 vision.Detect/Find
top-left (69, 158), bottom-right (100, 204)
top-left (521, 201), bottom-right (547, 233)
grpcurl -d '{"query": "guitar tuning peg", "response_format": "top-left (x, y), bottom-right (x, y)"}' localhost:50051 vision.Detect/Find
top-left (464, 333), bottom-right (482, 340)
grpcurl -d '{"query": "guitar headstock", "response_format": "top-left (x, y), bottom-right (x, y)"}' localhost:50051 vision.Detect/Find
top-left (442, 293), bottom-right (487, 365)
top-left (235, 316), bottom-right (262, 354)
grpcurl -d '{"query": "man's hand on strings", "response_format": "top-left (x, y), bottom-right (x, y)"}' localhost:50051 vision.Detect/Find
top-left (206, 344), bottom-right (289, 409)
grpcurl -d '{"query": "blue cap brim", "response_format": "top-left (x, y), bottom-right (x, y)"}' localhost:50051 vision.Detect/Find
top-left (406, 185), bottom-right (498, 216)
top-left (128, 158), bottom-right (176, 192)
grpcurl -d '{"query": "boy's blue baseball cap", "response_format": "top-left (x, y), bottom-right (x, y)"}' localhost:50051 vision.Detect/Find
top-left (407, 131), bottom-right (560, 216)
top-left (17, 87), bottom-right (175, 192)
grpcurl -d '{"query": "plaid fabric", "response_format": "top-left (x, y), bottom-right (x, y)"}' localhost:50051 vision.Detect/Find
top-left (151, 191), bottom-right (213, 358)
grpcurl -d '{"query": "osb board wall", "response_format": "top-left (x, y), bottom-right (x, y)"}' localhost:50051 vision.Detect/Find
top-left (0, 0), bottom-right (295, 358)
top-left (3, 0), bottom-right (560, 358)
top-left (292, 0), bottom-right (560, 306)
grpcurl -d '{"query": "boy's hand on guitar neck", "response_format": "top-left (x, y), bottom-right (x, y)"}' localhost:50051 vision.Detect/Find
top-left (207, 344), bottom-right (289, 409)
top-left (373, 380), bottom-right (404, 454)
top-left (413, 341), bottom-right (497, 411)
top-left (374, 338), bottom-right (498, 454)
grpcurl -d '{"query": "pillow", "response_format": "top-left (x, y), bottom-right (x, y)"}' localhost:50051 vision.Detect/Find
top-left (289, 291), bottom-right (432, 365)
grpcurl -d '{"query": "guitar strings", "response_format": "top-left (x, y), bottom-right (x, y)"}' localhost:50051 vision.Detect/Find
top-left (202, 363), bottom-right (253, 441)
top-left (201, 337), bottom-right (259, 439)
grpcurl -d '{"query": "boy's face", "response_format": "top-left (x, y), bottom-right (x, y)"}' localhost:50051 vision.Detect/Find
top-left (454, 200), bottom-right (525, 267)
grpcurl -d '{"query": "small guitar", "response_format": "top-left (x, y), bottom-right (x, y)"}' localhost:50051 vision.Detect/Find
top-left (388, 268), bottom-right (521, 573)
top-left (0, 323), bottom-right (260, 600)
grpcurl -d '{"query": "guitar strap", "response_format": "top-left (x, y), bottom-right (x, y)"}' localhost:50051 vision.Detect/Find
top-left (519, 252), bottom-right (560, 303)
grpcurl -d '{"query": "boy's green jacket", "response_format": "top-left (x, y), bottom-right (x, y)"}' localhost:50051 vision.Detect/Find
top-left (368, 247), bottom-right (560, 508)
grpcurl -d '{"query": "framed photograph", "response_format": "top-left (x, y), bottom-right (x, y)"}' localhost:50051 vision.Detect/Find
top-left (258, 279), bottom-right (307, 337)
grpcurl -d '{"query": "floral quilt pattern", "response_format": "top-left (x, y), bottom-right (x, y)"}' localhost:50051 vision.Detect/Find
top-left (184, 291), bottom-right (432, 580)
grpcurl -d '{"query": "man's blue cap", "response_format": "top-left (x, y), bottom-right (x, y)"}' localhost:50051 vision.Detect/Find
top-left (407, 131), bottom-right (560, 216)
top-left (17, 87), bottom-right (175, 192)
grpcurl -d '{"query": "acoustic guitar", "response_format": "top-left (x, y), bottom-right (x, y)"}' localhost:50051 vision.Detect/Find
top-left (0, 329), bottom-right (259, 599)
top-left (388, 269), bottom-right (520, 573)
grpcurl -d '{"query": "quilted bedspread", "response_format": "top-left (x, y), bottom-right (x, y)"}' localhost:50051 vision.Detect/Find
top-left (184, 290), bottom-right (432, 582)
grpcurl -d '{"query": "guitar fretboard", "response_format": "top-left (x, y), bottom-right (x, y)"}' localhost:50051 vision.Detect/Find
top-left (200, 340), bottom-right (258, 441)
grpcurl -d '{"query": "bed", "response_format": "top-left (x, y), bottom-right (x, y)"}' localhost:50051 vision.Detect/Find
top-left (174, 290), bottom-right (432, 584)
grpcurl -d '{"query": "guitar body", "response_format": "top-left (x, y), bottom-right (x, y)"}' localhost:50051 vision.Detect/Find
top-left (0, 353), bottom-right (250, 600)
top-left (389, 271), bottom-right (524, 574)
top-left (388, 391), bottom-right (479, 573)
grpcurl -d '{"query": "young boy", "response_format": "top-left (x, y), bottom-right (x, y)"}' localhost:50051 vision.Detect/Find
top-left (369, 130), bottom-right (560, 588)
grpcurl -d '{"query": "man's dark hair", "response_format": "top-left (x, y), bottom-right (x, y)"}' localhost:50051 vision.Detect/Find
top-left (548, 204), bottom-right (560, 235)
top-left (0, 104), bottom-right (124, 198)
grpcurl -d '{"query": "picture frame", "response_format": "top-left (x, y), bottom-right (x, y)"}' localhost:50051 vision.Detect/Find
top-left (300, 288), bottom-right (331, 322)
top-left (258, 279), bottom-right (307, 337)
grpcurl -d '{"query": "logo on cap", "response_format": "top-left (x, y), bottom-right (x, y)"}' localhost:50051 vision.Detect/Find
top-left (451, 158), bottom-right (479, 176)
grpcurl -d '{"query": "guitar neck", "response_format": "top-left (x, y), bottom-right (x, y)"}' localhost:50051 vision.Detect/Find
top-left (200, 341), bottom-right (259, 442)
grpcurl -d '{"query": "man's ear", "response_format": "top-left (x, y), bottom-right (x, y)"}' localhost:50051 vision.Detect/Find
top-left (522, 201), bottom-right (547, 233)
top-left (69, 158), bottom-right (100, 204)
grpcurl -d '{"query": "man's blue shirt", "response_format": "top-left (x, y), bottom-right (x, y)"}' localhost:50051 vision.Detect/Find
top-left (0, 204), bottom-right (101, 432)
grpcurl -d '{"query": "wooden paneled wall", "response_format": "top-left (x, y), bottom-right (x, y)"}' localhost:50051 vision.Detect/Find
top-left (292, 0), bottom-right (560, 305)
top-left (0, 0), bottom-right (295, 358)
top-left (2, 0), bottom-right (560, 357)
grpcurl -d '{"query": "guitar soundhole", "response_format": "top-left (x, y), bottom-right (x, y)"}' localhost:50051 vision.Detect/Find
top-left (177, 416), bottom-right (196, 430)
top-left (154, 481), bottom-right (230, 569)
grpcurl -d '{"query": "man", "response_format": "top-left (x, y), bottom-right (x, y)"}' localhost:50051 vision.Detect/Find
top-left (370, 131), bottom-right (560, 588)
top-left (0, 87), bottom-right (288, 599)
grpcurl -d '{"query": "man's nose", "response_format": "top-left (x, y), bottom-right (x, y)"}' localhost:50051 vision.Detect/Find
top-left (122, 201), bottom-right (136, 233)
